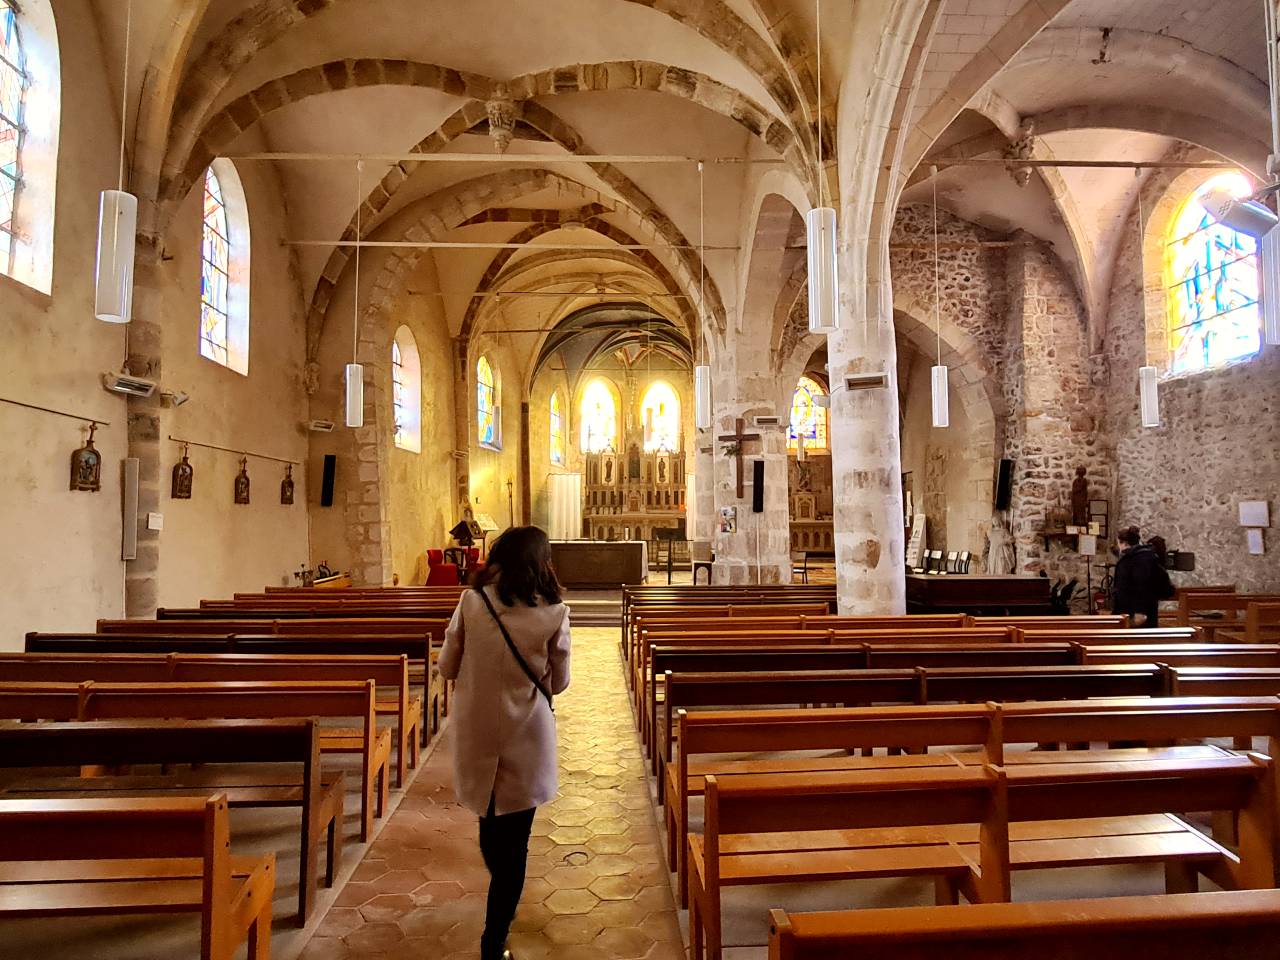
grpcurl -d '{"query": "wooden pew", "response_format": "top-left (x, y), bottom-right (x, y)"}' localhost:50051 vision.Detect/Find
top-left (157, 604), bottom-right (455, 620)
top-left (766, 890), bottom-right (1280, 960)
top-left (656, 664), bottom-right (1169, 779)
top-left (0, 680), bottom-right (391, 842)
top-left (1176, 593), bottom-right (1280, 638)
top-left (666, 697), bottom-right (1280, 906)
top-left (1020, 627), bottom-right (1199, 645)
top-left (0, 718), bottom-right (341, 923)
top-left (96, 619), bottom-right (445, 637)
top-left (626, 603), bottom-right (833, 667)
top-left (1244, 602), bottom-right (1280, 643)
top-left (0, 652), bottom-right (421, 788)
top-left (621, 590), bottom-right (837, 654)
top-left (690, 756), bottom-right (1274, 960)
top-left (971, 615), bottom-right (1129, 630)
top-left (0, 794), bottom-right (275, 960)
top-left (1084, 645), bottom-right (1280, 667)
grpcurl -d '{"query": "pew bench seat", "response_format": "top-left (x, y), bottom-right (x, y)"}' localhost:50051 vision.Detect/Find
top-left (767, 890), bottom-right (1280, 960)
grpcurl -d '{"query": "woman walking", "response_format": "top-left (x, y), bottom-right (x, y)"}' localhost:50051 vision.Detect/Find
top-left (438, 526), bottom-right (572, 960)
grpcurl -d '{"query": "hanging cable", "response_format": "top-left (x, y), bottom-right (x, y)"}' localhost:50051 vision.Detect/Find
top-left (933, 169), bottom-right (941, 365)
top-left (354, 159), bottom-right (362, 364)
top-left (815, 0), bottom-right (824, 207)
top-left (699, 160), bottom-right (706, 363)
top-left (116, 0), bottom-right (131, 194)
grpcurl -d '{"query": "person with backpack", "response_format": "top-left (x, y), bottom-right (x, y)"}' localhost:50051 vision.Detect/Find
top-left (1111, 525), bottom-right (1173, 627)
top-left (438, 526), bottom-right (572, 960)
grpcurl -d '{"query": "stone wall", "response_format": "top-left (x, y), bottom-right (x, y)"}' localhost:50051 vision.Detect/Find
top-left (1104, 173), bottom-right (1280, 591)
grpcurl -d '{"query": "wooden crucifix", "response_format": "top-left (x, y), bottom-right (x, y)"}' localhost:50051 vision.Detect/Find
top-left (717, 417), bottom-right (761, 499)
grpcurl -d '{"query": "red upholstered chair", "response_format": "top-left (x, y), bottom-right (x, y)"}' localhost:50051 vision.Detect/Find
top-left (426, 563), bottom-right (459, 586)
top-left (427, 549), bottom-right (445, 567)
top-left (465, 548), bottom-right (480, 569)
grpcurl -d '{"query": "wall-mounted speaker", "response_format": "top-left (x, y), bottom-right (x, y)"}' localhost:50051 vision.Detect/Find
top-left (121, 458), bottom-right (140, 560)
top-left (994, 458), bottom-right (1014, 512)
top-left (320, 455), bottom-right (336, 507)
top-left (751, 460), bottom-right (765, 513)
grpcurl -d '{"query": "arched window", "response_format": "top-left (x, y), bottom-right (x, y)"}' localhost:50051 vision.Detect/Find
top-left (0, 1), bottom-right (27, 275)
top-left (477, 355), bottom-right (501, 448)
top-left (392, 325), bottom-right (421, 453)
top-left (199, 160), bottom-right (251, 373)
top-left (549, 390), bottom-right (566, 465)
top-left (640, 381), bottom-right (681, 453)
top-left (1165, 171), bottom-right (1262, 375)
top-left (580, 379), bottom-right (617, 453)
top-left (788, 375), bottom-right (829, 451)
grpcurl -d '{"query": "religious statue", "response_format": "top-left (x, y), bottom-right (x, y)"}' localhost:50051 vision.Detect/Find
top-left (70, 423), bottom-right (102, 492)
top-left (234, 457), bottom-right (251, 504)
top-left (657, 457), bottom-right (668, 485)
top-left (280, 464), bottom-right (295, 505)
top-left (627, 443), bottom-right (642, 481)
top-left (603, 457), bottom-right (614, 485)
top-left (1071, 466), bottom-right (1089, 527)
top-left (171, 445), bottom-right (193, 500)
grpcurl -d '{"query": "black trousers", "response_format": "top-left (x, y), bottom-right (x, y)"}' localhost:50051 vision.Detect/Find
top-left (478, 796), bottom-right (536, 960)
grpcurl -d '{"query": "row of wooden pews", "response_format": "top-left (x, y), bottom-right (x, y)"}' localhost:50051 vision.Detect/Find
top-left (0, 583), bottom-right (466, 958)
top-left (1175, 587), bottom-right (1280, 641)
top-left (624, 585), bottom-right (1280, 960)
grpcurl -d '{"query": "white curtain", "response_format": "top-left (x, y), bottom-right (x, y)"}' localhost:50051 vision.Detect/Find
top-left (547, 473), bottom-right (583, 541)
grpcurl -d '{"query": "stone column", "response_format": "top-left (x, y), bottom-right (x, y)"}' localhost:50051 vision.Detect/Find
top-left (708, 349), bottom-right (791, 584)
top-left (693, 427), bottom-right (714, 542)
top-left (826, 246), bottom-right (908, 614)
top-left (344, 318), bottom-right (393, 586)
top-left (452, 338), bottom-right (472, 516)
top-left (519, 401), bottom-right (532, 525)
top-left (124, 249), bottom-right (164, 617)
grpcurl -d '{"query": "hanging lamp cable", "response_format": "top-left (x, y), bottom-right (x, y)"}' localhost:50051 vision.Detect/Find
top-left (698, 160), bottom-right (706, 365)
top-left (117, 0), bottom-right (132, 194)
top-left (933, 167), bottom-right (942, 363)
top-left (353, 159), bottom-right (363, 363)
top-left (815, 0), bottom-right (824, 208)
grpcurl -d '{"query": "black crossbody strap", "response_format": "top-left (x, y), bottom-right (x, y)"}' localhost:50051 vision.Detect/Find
top-left (474, 588), bottom-right (554, 711)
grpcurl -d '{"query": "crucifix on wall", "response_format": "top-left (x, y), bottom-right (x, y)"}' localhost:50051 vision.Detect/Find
top-left (717, 417), bottom-right (761, 499)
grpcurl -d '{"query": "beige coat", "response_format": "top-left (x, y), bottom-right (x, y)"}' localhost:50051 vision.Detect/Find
top-left (438, 586), bottom-right (571, 816)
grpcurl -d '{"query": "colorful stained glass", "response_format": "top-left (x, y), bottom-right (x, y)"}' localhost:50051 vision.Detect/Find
top-left (0, 0), bottom-right (25, 274)
top-left (200, 167), bottom-right (232, 366)
top-left (1165, 172), bottom-right (1263, 375)
top-left (580, 380), bottom-right (617, 453)
top-left (640, 381), bottom-right (680, 452)
top-left (477, 355), bottom-right (499, 447)
top-left (392, 338), bottom-right (406, 447)
top-left (550, 391), bottom-right (565, 464)
top-left (788, 376), bottom-right (829, 450)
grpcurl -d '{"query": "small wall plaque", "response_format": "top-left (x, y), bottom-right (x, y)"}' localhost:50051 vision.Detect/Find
top-left (1240, 501), bottom-right (1271, 528)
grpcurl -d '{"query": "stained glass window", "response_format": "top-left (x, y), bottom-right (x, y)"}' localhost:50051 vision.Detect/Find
top-left (392, 326), bottom-right (421, 452)
top-left (477, 355), bottom-right (500, 447)
top-left (550, 391), bottom-right (565, 465)
top-left (1165, 172), bottom-right (1263, 375)
top-left (392, 338), bottom-right (406, 445)
top-left (0, 0), bottom-right (27, 273)
top-left (200, 167), bottom-right (231, 366)
top-left (788, 376), bottom-right (829, 451)
top-left (641, 381), bottom-right (680, 452)
top-left (580, 379), bottom-right (617, 453)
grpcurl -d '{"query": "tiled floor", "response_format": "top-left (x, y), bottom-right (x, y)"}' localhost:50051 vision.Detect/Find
top-left (299, 626), bottom-right (684, 960)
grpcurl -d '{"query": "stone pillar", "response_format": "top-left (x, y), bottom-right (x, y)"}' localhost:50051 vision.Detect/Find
top-left (708, 351), bottom-right (791, 585)
top-left (452, 338), bottom-right (472, 516)
top-left (693, 427), bottom-right (715, 542)
top-left (519, 401), bottom-right (532, 525)
top-left (124, 250), bottom-right (164, 617)
top-left (826, 247), bottom-right (908, 614)
top-left (344, 318), bottom-right (393, 586)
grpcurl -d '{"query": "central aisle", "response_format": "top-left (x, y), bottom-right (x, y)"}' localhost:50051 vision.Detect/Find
top-left (301, 626), bottom-right (684, 960)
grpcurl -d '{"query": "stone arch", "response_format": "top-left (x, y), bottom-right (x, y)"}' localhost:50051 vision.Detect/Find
top-left (740, 193), bottom-right (807, 402)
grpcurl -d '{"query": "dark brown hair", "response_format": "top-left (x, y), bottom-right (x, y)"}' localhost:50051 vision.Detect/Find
top-left (1118, 525), bottom-right (1142, 547)
top-left (472, 525), bottom-right (563, 607)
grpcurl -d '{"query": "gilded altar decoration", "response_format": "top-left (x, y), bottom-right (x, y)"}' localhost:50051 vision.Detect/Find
top-left (280, 464), bottom-right (295, 505)
top-left (234, 456), bottom-right (251, 504)
top-left (171, 445), bottom-right (194, 499)
top-left (70, 423), bottom-right (102, 492)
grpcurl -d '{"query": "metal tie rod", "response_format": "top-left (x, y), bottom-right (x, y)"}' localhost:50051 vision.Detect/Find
top-left (281, 240), bottom-right (740, 251)
top-left (231, 152), bottom-right (784, 165)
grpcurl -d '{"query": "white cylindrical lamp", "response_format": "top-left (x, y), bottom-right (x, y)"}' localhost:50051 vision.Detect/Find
top-left (807, 207), bottom-right (839, 334)
top-left (95, 190), bottom-right (138, 323)
top-left (1139, 365), bottom-right (1160, 428)
top-left (345, 363), bottom-right (365, 428)
top-left (694, 364), bottom-right (712, 430)
top-left (931, 364), bottom-right (950, 428)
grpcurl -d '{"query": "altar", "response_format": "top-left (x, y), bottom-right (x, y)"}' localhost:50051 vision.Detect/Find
top-left (550, 540), bottom-right (648, 588)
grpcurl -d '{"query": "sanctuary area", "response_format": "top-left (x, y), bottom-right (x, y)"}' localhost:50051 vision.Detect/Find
top-left (2, 1), bottom-right (1280, 959)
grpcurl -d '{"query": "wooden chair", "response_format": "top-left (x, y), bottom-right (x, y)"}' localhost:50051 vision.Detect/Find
top-left (767, 890), bottom-right (1280, 960)
top-left (0, 794), bottom-right (275, 960)
top-left (0, 718), bottom-right (341, 923)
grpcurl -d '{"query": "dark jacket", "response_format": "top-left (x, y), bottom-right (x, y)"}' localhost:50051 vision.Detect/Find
top-left (1112, 543), bottom-right (1170, 625)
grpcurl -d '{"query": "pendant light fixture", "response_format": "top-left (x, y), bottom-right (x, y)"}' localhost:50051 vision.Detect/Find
top-left (345, 160), bottom-right (365, 428)
top-left (95, 0), bottom-right (136, 324)
top-left (1135, 173), bottom-right (1160, 428)
top-left (806, 0), bottom-right (839, 335)
top-left (694, 161), bottom-right (713, 430)
top-left (930, 166), bottom-right (950, 428)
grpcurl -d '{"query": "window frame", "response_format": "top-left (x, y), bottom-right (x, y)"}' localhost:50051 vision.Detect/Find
top-left (787, 375), bottom-right (830, 452)
top-left (477, 354), bottom-right (502, 450)
top-left (639, 380), bottom-right (681, 453)
top-left (579, 378), bottom-right (619, 454)
top-left (549, 389), bottom-right (566, 465)
top-left (199, 166), bottom-right (232, 368)
top-left (0, 0), bottom-right (29, 276)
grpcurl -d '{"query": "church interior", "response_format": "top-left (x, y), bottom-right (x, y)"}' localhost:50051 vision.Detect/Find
top-left (4, 0), bottom-right (1280, 957)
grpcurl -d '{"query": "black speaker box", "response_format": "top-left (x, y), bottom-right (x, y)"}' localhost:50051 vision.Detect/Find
top-left (751, 460), bottom-right (765, 513)
top-left (320, 454), bottom-right (336, 507)
top-left (995, 458), bottom-right (1014, 511)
